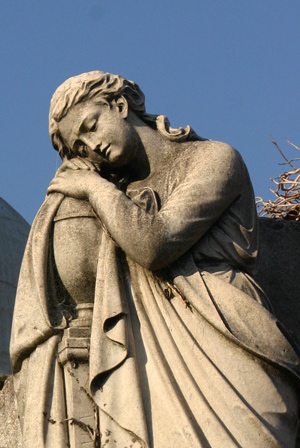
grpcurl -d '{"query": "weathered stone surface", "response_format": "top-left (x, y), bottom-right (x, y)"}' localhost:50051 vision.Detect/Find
top-left (0, 376), bottom-right (21, 448)
top-left (9, 71), bottom-right (300, 447)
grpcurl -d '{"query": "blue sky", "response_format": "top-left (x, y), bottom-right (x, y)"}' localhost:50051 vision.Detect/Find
top-left (1, 0), bottom-right (299, 224)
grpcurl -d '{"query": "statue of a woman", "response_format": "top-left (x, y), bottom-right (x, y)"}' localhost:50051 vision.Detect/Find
top-left (11, 71), bottom-right (300, 447)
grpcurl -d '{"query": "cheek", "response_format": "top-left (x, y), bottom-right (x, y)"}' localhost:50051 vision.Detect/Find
top-left (110, 124), bottom-right (131, 146)
top-left (102, 124), bottom-right (122, 141)
top-left (99, 118), bottom-right (134, 151)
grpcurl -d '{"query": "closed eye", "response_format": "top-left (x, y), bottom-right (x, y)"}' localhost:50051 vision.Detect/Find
top-left (80, 115), bottom-right (98, 133)
top-left (89, 121), bottom-right (97, 132)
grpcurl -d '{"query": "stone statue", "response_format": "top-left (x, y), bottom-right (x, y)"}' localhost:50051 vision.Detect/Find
top-left (10, 71), bottom-right (300, 447)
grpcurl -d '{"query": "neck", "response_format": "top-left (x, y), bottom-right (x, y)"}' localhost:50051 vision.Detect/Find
top-left (128, 112), bottom-right (174, 181)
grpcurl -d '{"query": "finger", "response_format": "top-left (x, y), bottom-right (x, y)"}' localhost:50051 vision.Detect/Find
top-left (80, 159), bottom-right (97, 171)
top-left (47, 178), bottom-right (59, 190)
top-left (56, 159), bottom-right (78, 175)
top-left (47, 184), bottom-right (59, 195)
top-left (47, 177), bottom-right (68, 195)
top-left (70, 158), bottom-right (88, 170)
top-left (69, 157), bottom-right (97, 171)
top-left (63, 157), bottom-right (97, 171)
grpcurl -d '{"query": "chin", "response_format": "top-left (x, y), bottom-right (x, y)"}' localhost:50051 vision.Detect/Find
top-left (109, 146), bottom-right (136, 167)
top-left (107, 153), bottom-right (126, 167)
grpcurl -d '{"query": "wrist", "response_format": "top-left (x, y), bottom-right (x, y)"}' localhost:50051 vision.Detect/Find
top-left (88, 174), bottom-right (117, 205)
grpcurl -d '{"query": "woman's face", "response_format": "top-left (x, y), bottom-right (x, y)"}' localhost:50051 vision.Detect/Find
top-left (58, 97), bottom-right (140, 168)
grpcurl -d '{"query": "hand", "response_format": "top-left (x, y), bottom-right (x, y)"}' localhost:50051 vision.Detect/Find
top-left (47, 165), bottom-right (102, 200)
top-left (56, 157), bottom-right (97, 175)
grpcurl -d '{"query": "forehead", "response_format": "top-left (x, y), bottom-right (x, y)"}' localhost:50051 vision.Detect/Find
top-left (57, 99), bottom-right (102, 146)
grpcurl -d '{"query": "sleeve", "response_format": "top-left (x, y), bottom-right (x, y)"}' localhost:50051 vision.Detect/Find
top-left (89, 145), bottom-right (243, 270)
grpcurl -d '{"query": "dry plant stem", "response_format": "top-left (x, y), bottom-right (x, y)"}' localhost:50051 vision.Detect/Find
top-left (166, 281), bottom-right (192, 309)
top-left (286, 140), bottom-right (300, 152)
top-left (256, 138), bottom-right (300, 220)
top-left (54, 366), bottom-right (101, 447)
top-left (271, 136), bottom-right (296, 169)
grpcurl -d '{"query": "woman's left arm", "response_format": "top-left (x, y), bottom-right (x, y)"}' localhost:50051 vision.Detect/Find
top-left (48, 145), bottom-right (243, 270)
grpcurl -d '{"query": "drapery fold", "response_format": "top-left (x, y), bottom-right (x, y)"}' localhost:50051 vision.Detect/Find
top-left (10, 189), bottom-right (300, 447)
top-left (10, 193), bottom-right (66, 374)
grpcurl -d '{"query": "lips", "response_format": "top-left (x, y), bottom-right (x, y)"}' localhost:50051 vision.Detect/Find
top-left (95, 143), bottom-right (110, 158)
top-left (101, 144), bottom-right (110, 157)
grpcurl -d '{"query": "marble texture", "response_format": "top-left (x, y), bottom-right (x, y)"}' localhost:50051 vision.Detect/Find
top-left (0, 376), bottom-right (22, 448)
top-left (10, 71), bottom-right (300, 447)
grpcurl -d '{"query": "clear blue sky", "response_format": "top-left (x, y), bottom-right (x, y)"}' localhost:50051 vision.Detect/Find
top-left (1, 0), bottom-right (299, 224)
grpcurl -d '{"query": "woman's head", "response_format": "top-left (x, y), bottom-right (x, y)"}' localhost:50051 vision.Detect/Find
top-left (49, 70), bottom-right (204, 159)
top-left (49, 71), bottom-right (148, 158)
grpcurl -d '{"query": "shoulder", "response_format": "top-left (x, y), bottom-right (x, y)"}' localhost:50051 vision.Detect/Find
top-left (181, 140), bottom-right (246, 180)
top-left (193, 139), bottom-right (242, 164)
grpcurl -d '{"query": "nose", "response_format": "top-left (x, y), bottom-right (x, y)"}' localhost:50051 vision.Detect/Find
top-left (80, 134), bottom-right (99, 152)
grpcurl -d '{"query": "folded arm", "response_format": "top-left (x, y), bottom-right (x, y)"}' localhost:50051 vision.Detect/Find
top-left (48, 145), bottom-right (243, 270)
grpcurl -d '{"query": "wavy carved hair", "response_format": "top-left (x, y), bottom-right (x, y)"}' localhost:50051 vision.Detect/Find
top-left (49, 71), bottom-right (204, 159)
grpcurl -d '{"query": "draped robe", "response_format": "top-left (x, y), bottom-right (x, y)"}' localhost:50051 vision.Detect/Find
top-left (10, 141), bottom-right (300, 447)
